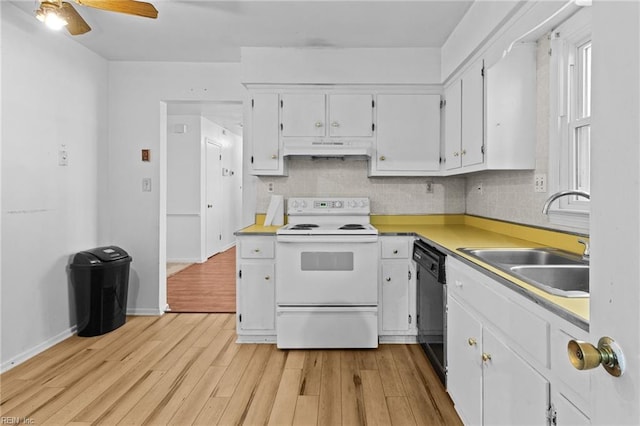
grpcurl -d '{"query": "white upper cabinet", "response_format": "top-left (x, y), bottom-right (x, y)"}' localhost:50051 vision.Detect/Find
top-left (280, 93), bottom-right (326, 137)
top-left (249, 93), bottom-right (285, 175)
top-left (280, 93), bottom-right (374, 138)
top-left (443, 43), bottom-right (536, 175)
top-left (371, 94), bottom-right (441, 176)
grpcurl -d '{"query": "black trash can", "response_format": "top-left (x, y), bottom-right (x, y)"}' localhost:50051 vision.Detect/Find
top-left (70, 246), bottom-right (132, 337)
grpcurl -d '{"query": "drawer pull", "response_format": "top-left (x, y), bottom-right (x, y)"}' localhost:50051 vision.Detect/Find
top-left (468, 338), bottom-right (477, 346)
top-left (393, 249), bottom-right (398, 254)
top-left (264, 275), bottom-right (271, 281)
top-left (385, 277), bottom-right (391, 282)
top-left (253, 249), bottom-right (261, 253)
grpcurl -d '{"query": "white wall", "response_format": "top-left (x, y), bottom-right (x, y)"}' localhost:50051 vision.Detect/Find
top-left (1, 3), bottom-right (108, 370)
top-left (106, 62), bottom-right (244, 315)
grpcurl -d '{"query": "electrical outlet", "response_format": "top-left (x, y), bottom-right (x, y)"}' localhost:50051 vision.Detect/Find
top-left (476, 182), bottom-right (483, 195)
top-left (425, 181), bottom-right (434, 194)
top-left (267, 182), bottom-right (274, 193)
top-left (142, 178), bottom-right (152, 192)
top-left (58, 150), bottom-right (69, 166)
top-left (534, 173), bottom-right (547, 193)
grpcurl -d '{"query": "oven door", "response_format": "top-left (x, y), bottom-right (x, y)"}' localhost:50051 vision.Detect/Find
top-left (276, 235), bottom-right (378, 305)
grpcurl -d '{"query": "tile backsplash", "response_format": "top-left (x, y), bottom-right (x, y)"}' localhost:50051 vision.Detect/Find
top-left (256, 158), bottom-right (466, 215)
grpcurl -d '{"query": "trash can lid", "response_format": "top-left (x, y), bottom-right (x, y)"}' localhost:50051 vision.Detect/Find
top-left (72, 246), bottom-right (131, 265)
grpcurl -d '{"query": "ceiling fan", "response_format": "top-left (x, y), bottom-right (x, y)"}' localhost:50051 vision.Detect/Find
top-left (35, 0), bottom-right (158, 35)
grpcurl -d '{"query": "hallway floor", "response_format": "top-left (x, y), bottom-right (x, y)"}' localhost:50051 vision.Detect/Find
top-left (167, 247), bottom-right (236, 313)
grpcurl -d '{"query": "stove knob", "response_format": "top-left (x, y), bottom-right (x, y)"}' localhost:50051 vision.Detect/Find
top-left (291, 200), bottom-right (299, 209)
top-left (349, 200), bottom-right (358, 208)
top-left (300, 201), bottom-right (307, 208)
top-left (359, 200), bottom-right (366, 208)
top-left (335, 201), bottom-right (343, 208)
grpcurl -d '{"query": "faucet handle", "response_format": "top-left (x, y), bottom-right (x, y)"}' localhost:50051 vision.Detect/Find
top-left (577, 239), bottom-right (590, 260)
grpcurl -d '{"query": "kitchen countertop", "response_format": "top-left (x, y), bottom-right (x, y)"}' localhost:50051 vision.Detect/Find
top-left (236, 214), bottom-right (589, 328)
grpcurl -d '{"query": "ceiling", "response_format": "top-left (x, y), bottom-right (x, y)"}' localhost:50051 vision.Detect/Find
top-left (11, 0), bottom-right (473, 62)
top-left (10, 0), bottom-right (474, 134)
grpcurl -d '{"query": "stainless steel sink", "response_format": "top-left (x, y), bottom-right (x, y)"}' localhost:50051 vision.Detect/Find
top-left (509, 265), bottom-right (589, 297)
top-left (458, 247), bottom-right (589, 298)
top-left (459, 248), bottom-right (583, 266)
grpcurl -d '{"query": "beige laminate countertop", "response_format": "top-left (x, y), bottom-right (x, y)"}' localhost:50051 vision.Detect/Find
top-left (236, 215), bottom-right (589, 328)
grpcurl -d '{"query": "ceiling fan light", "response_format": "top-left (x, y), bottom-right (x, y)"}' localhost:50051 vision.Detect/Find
top-left (44, 10), bottom-right (68, 30)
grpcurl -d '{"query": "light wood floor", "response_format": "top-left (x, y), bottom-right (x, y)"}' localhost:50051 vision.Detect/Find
top-left (167, 247), bottom-right (236, 313)
top-left (0, 314), bottom-right (462, 426)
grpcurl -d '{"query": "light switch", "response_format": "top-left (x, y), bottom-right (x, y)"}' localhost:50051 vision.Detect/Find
top-left (142, 178), bottom-right (152, 192)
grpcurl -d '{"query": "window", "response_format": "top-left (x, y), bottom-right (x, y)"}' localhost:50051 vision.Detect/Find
top-left (548, 8), bottom-right (592, 230)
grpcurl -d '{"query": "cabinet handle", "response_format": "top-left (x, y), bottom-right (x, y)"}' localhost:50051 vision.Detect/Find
top-left (453, 152), bottom-right (459, 157)
top-left (482, 353), bottom-right (492, 362)
top-left (468, 338), bottom-right (477, 346)
top-left (253, 249), bottom-right (261, 253)
top-left (331, 122), bottom-right (340, 127)
top-left (315, 121), bottom-right (324, 128)
top-left (265, 275), bottom-right (271, 281)
top-left (385, 277), bottom-right (391, 282)
top-left (380, 155), bottom-right (386, 161)
top-left (461, 149), bottom-right (467, 155)
top-left (393, 249), bottom-right (398, 254)
top-left (271, 154), bottom-right (277, 159)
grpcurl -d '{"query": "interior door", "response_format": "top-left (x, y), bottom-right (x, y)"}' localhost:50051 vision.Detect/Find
top-left (206, 139), bottom-right (223, 258)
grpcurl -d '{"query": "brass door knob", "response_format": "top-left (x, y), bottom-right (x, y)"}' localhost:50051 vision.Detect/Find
top-left (568, 337), bottom-right (626, 377)
top-left (482, 353), bottom-right (492, 362)
top-left (468, 337), bottom-right (477, 346)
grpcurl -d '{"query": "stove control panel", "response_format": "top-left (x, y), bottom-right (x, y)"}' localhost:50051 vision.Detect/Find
top-left (287, 197), bottom-right (370, 215)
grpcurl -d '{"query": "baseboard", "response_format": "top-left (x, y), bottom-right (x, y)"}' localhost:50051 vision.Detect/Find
top-left (167, 257), bottom-right (200, 263)
top-left (236, 335), bottom-right (276, 344)
top-left (220, 242), bottom-right (236, 252)
top-left (1, 325), bottom-right (78, 373)
top-left (126, 307), bottom-right (165, 316)
top-left (379, 335), bottom-right (418, 344)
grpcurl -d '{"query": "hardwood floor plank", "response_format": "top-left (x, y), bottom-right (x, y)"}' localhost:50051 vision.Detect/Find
top-left (192, 397), bottom-right (230, 426)
top-left (0, 386), bottom-right (64, 421)
top-left (268, 368), bottom-right (302, 426)
top-left (212, 344), bottom-right (258, 397)
top-left (191, 315), bottom-right (227, 348)
top-left (361, 370), bottom-right (392, 426)
top-left (116, 346), bottom-right (204, 425)
top-left (318, 351), bottom-right (341, 425)
top-left (0, 379), bottom-right (39, 413)
top-left (357, 350), bottom-right (379, 370)
top-left (376, 345), bottom-right (405, 397)
top-left (300, 351), bottom-right (323, 396)
top-left (284, 350), bottom-right (306, 370)
top-left (340, 351), bottom-right (367, 426)
top-left (386, 396), bottom-right (417, 426)
top-left (292, 395), bottom-right (319, 426)
top-left (240, 347), bottom-right (288, 425)
top-left (167, 366), bottom-right (226, 425)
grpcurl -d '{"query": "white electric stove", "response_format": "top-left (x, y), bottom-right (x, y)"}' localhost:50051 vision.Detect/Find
top-left (275, 197), bottom-right (379, 349)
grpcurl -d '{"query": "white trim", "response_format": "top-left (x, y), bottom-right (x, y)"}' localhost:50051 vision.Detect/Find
top-left (126, 308), bottom-right (165, 316)
top-left (378, 335), bottom-right (418, 344)
top-left (235, 335), bottom-right (276, 344)
top-left (1, 325), bottom-right (77, 373)
top-left (167, 257), bottom-right (202, 263)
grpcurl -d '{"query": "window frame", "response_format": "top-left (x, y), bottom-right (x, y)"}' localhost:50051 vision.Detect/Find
top-left (548, 8), bottom-right (592, 230)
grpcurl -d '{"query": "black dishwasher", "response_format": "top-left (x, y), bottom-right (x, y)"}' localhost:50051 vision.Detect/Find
top-left (413, 239), bottom-right (447, 385)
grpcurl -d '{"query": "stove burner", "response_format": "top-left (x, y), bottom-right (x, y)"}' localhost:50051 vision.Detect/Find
top-left (291, 224), bottom-right (319, 230)
top-left (339, 224), bottom-right (366, 230)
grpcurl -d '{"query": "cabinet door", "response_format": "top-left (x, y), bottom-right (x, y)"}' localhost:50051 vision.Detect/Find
top-left (251, 93), bottom-right (281, 172)
top-left (483, 327), bottom-right (549, 426)
top-left (381, 262), bottom-right (411, 332)
top-left (461, 60), bottom-right (485, 167)
top-left (447, 296), bottom-right (483, 426)
top-left (238, 263), bottom-right (275, 332)
top-left (328, 94), bottom-right (374, 137)
top-left (281, 93), bottom-right (326, 137)
top-left (444, 81), bottom-right (462, 170)
top-left (552, 389), bottom-right (591, 426)
top-left (375, 94), bottom-right (440, 173)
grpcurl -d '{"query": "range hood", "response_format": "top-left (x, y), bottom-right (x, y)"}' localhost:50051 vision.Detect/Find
top-left (283, 140), bottom-right (372, 158)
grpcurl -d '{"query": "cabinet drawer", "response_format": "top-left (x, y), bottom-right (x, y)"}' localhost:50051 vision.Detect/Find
top-left (381, 237), bottom-right (410, 259)
top-left (551, 327), bottom-right (590, 404)
top-left (240, 238), bottom-right (275, 259)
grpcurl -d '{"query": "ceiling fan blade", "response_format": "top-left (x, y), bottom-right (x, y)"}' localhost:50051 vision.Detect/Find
top-left (60, 2), bottom-right (91, 35)
top-left (74, 0), bottom-right (158, 19)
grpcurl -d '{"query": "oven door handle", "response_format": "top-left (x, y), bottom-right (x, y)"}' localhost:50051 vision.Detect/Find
top-left (276, 235), bottom-right (379, 244)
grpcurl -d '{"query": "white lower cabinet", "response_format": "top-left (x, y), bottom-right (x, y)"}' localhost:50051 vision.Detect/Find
top-left (236, 236), bottom-right (276, 341)
top-left (379, 237), bottom-right (416, 340)
top-left (447, 257), bottom-right (590, 425)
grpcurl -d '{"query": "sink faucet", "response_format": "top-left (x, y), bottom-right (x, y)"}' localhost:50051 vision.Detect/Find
top-left (542, 190), bottom-right (591, 214)
top-left (542, 190), bottom-right (591, 261)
